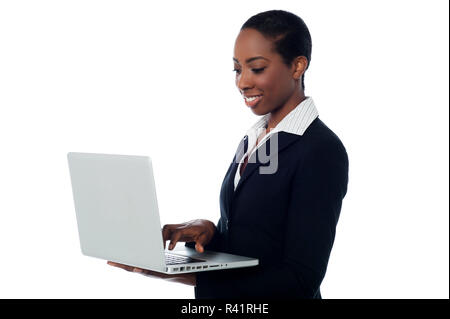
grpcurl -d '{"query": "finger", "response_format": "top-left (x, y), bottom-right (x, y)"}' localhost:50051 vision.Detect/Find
top-left (162, 224), bottom-right (183, 241)
top-left (162, 225), bottom-right (172, 246)
top-left (107, 261), bottom-right (135, 272)
top-left (162, 224), bottom-right (183, 248)
top-left (195, 243), bottom-right (204, 253)
top-left (169, 230), bottom-right (182, 250)
top-left (107, 261), bottom-right (123, 268)
top-left (134, 268), bottom-right (170, 279)
top-left (195, 232), bottom-right (210, 253)
top-left (162, 225), bottom-right (174, 249)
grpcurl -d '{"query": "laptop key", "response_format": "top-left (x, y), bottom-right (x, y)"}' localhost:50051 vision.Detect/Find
top-left (165, 253), bottom-right (205, 265)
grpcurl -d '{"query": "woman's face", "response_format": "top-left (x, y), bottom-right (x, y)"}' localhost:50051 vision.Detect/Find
top-left (233, 28), bottom-right (302, 116)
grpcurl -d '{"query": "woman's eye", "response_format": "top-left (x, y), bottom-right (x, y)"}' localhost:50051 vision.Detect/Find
top-left (252, 67), bottom-right (266, 74)
top-left (232, 67), bottom-right (265, 75)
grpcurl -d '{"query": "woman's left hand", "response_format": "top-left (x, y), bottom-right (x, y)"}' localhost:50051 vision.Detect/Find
top-left (107, 261), bottom-right (196, 286)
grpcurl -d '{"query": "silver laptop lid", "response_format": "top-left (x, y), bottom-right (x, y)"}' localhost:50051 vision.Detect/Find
top-left (67, 152), bottom-right (166, 271)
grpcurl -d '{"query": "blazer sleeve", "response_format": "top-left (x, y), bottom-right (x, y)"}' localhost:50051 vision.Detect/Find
top-left (194, 139), bottom-right (349, 298)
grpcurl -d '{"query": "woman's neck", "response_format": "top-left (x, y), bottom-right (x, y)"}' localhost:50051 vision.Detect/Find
top-left (266, 91), bottom-right (306, 131)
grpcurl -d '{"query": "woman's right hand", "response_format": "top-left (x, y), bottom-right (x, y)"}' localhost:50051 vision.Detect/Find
top-left (162, 219), bottom-right (216, 253)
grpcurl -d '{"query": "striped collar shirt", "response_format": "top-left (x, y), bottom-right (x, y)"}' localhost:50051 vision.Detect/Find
top-left (234, 96), bottom-right (319, 190)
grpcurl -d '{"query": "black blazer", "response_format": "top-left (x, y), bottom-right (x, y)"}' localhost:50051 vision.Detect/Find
top-left (187, 117), bottom-right (349, 298)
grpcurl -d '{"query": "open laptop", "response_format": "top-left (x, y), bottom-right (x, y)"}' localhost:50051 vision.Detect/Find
top-left (67, 152), bottom-right (258, 274)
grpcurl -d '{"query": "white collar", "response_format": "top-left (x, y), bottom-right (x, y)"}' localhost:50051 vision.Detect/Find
top-left (244, 97), bottom-right (319, 151)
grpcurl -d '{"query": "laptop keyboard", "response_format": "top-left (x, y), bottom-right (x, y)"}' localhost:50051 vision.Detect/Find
top-left (165, 253), bottom-right (205, 265)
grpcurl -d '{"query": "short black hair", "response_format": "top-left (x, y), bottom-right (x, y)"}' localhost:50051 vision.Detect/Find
top-left (241, 10), bottom-right (312, 90)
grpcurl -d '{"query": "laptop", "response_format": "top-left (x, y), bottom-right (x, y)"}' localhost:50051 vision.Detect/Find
top-left (67, 152), bottom-right (258, 274)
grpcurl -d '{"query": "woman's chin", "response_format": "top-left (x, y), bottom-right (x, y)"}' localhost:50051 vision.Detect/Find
top-left (248, 103), bottom-right (265, 115)
top-left (251, 107), bottom-right (268, 116)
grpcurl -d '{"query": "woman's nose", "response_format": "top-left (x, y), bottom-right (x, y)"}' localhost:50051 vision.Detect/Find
top-left (236, 70), bottom-right (253, 91)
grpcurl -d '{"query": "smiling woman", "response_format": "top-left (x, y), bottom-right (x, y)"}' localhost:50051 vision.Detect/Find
top-left (232, 28), bottom-right (309, 122)
top-left (232, 13), bottom-right (313, 139)
top-left (109, 9), bottom-right (349, 299)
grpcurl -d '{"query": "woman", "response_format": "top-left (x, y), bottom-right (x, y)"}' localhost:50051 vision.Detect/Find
top-left (109, 9), bottom-right (349, 299)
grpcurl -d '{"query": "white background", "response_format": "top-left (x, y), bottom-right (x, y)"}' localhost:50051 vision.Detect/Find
top-left (0, 0), bottom-right (448, 299)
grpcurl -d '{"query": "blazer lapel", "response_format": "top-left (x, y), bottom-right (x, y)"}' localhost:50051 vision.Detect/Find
top-left (220, 135), bottom-right (248, 220)
top-left (234, 132), bottom-right (300, 194)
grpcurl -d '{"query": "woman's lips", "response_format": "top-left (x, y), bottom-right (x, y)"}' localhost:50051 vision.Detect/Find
top-left (244, 95), bottom-right (263, 108)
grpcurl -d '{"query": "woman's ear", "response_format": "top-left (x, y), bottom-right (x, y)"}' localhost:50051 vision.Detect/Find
top-left (293, 56), bottom-right (308, 80)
